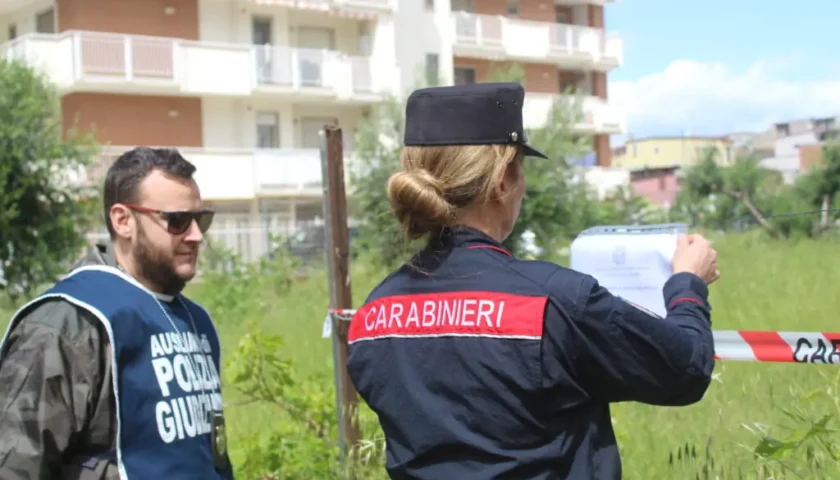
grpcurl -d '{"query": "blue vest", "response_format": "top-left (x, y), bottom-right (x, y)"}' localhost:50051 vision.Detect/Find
top-left (2, 265), bottom-right (234, 480)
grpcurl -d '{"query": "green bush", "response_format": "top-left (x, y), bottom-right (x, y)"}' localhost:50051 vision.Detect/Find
top-left (189, 243), bottom-right (389, 480)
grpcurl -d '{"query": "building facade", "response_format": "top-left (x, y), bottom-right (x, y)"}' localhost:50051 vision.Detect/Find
top-left (612, 136), bottom-right (734, 170)
top-left (628, 166), bottom-right (679, 208)
top-left (394, 0), bottom-right (624, 167)
top-left (1, 0), bottom-right (399, 258)
top-left (0, 0), bottom-right (625, 260)
top-left (734, 116), bottom-right (839, 184)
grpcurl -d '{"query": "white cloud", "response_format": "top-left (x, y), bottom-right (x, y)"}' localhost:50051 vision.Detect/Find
top-left (608, 57), bottom-right (840, 141)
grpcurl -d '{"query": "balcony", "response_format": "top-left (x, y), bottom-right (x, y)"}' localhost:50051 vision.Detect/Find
top-left (252, 45), bottom-right (389, 103)
top-left (522, 93), bottom-right (626, 135)
top-left (451, 12), bottom-right (622, 70)
top-left (0, 31), bottom-right (398, 102)
top-left (89, 147), bottom-right (328, 200)
top-left (252, 0), bottom-right (394, 16)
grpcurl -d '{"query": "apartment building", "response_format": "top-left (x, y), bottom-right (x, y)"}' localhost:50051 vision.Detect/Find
top-left (0, 0), bottom-right (625, 259)
top-left (393, 0), bottom-right (626, 168)
top-left (0, 0), bottom-right (398, 254)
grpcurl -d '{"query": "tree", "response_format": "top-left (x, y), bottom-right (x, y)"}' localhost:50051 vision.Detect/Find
top-left (793, 141), bottom-right (840, 232)
top-left (486, 63), bottom-right (597, 256)
top-left (346, 97), bottom-right (409, 268)
top-left (675, 148), bottom-right (779, 233)
top-left (349, 64), bottom-right (598, 266)
top-left (487, 63), bottom-right (525, 84)
top-left (0, 59), bottom-right (98, 301)
top-left (501, 97), bottom-right (594, 256)
top-left (674, 144), bottom-right (840, 239)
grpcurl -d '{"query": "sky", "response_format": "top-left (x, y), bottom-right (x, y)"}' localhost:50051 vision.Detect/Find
top-left (605, 0), bottom-right (840, 144)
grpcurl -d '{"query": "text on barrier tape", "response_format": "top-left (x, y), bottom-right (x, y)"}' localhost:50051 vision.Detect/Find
top-left (322, 309), bottom-right (840, 365)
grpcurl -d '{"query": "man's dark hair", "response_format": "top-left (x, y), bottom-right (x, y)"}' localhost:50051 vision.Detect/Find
top-left (103, 147), bottom-right (197, 238)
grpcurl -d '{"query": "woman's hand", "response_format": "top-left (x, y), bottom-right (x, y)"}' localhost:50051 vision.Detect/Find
top-left (672, 234), bottom-right (720, 285)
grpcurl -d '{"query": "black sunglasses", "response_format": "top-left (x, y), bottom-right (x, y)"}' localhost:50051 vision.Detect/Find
top-left (125, 204), bottom-right (215, 235)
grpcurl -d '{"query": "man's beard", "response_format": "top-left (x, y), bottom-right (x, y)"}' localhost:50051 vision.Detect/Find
top-left (134, 225), bottom-right (192, 295)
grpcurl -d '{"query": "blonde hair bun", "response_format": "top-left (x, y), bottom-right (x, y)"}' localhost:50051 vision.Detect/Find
top-left (387, 168), bottom-right (455, 240)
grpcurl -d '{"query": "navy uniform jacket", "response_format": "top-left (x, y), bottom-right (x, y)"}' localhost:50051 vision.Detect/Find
top-left (346, 226), bottom-right (715, 480)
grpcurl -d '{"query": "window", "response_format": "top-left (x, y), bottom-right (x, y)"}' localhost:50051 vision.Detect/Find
top-left (252, 17), bottom-right (272, 45)
top-left (813, 117), bottom-right (835, 133)
top-left (256, 112), bottom-right (279, 148)
top-left (357, 22), bottom-right (372, 56)
top-left (7, 24), bottom-right (16, 40)
top-left (296, 27), bottom-right (335, 87)
top-left (555, 7), bottom-right (571, 23)
top-left (253, 18), bottom-right (274, 83)
top-left (507, 0), bottom-right (518, 17)
top-left (35, 8), bottom-right (54, 34)
top-left (453, 67), bottom-right (476, 85)
top-left (820, 130), bottom-right (840, 142)
top-left (425, 53), bottom-right (439, 87)
top-left (450, 0), bottom-right (472, 13)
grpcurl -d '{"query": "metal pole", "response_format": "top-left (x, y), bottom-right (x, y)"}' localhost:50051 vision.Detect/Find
top-left (318, 129), bottom-right (342, 455)
top-left (261, 198), bottom-right (271, 260)
top-left (319, 126), bottom-right (361, 470)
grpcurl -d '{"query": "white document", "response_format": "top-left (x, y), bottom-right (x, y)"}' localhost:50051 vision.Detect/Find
top-left (569, 224), bottom-right (687, 318)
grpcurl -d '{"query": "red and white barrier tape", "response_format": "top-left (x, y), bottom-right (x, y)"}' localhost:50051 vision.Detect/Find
top-left (323, 310), bottom-right (840, 365)
top-left (713, 330), bottom-right (840, 364)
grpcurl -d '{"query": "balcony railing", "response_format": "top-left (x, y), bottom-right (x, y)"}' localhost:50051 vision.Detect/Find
top-left (88, 146), bottom-right (360, 200)
top-left (454, 14), bottom-right (504, 49)
top-left (77, 32), bottom-right (175, 80)
top-left (253, 45), bottom-right (377, 95)
top-left (1, 31), bottom-right (398, 99)
top-left (336, 0), bottom-right (393, 8)
top-left (262, 0), bottom-right (393, 11)
top-left (254, 45), bottom-right (332, 88)
top-left (452, 12), bottom-right (622, 66)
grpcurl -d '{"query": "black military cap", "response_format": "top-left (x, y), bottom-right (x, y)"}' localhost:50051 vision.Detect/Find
top-left (403, 82), bottom-right (548, 159)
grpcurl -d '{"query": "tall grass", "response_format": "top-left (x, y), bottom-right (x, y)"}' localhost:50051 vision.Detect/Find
top-left (1, 231), bottom-right (838, 478)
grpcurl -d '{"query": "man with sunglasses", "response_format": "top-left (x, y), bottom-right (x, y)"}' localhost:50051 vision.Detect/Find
top-left (0, 147), bottom-right (234, 480)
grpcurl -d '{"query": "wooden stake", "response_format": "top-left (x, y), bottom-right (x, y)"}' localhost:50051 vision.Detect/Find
top-left (319, 125), bottom-right (361, 468)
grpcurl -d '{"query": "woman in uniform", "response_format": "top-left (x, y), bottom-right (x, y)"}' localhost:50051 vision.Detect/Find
top-left (346, 82), bottom-right (720, 480)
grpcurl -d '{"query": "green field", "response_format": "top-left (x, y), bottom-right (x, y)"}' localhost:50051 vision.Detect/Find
top-left (2, 231), bottom-right (839, 479)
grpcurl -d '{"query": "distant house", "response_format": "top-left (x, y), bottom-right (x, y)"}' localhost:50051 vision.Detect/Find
top-left (758, 133), bottom-right (820, 184)
top-left (799, 136), bottom-right (840, 172)
top-left (612, 136), bottom-right (734, 170)
top-left (609, 136), bottom-right (733, 209)
top-left (628, 166), bottom-right (680, 208)
top-left (799, 144), bottom-right (825, 171)
top-left (757, 127), bottom-right (839, 183)
top-left (733, 116), bottom-right (840, 182)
